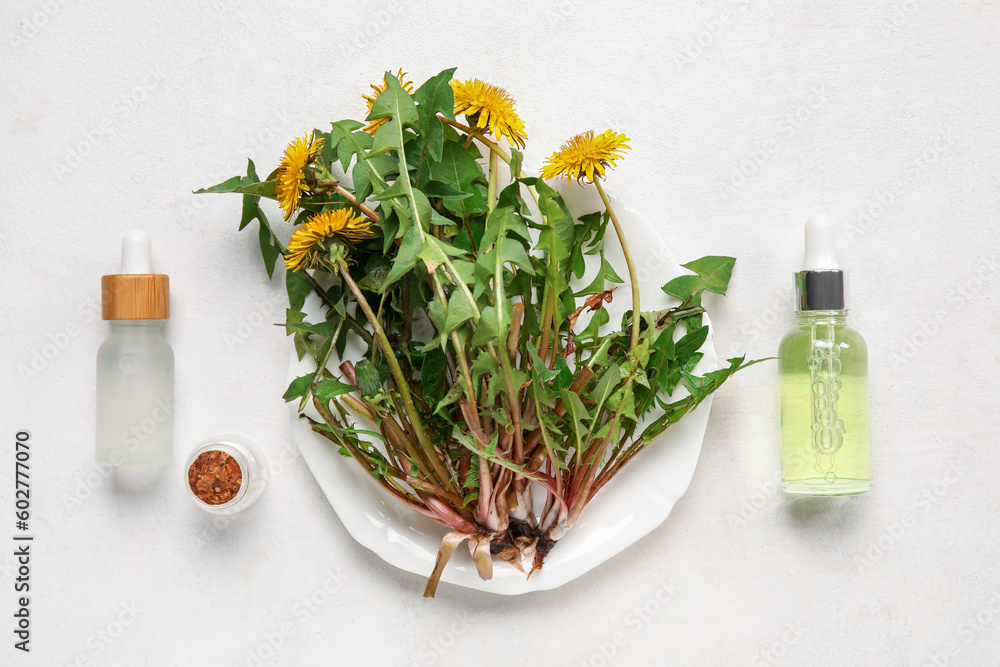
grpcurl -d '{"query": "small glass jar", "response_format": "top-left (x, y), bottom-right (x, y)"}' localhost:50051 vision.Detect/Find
top-left (184, 434), bottom-right (268, 514)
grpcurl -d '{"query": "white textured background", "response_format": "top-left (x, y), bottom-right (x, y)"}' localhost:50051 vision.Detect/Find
top-left (2, 1), bottom-right (998, 665)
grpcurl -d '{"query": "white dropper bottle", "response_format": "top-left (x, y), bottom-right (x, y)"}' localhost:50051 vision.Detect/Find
top-left (96, 231), bottom-right (174, 466)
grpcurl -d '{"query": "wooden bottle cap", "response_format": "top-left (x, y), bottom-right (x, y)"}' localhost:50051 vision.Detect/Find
top-left (101, 274), bottom-right (170, 320)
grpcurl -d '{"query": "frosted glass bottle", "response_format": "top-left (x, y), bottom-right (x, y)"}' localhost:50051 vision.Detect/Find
top-left (779, 216), bottom-right (871, 496)
top-left (96, 321), bottom-right (174, 466)
top-left (96, 231), bottom-right (173, 466)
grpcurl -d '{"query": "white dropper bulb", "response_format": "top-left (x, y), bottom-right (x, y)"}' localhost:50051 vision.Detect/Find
top-left (121, 230), bottom-right (153, 274)
top-left (803, 214), bottom-right (839, 270)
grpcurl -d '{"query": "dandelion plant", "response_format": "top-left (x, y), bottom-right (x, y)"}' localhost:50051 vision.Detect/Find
top-left (198, 68), bottom-right (758, 597)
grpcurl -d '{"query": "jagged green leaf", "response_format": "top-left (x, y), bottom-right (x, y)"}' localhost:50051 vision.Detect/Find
top-left (283, 373), bottom-right (315, 402)
top-left (560, 388), bottom-right (590, 463)
top-left (443, 289), bottom-right (477, 335)
top-left (314, 378), bottom-right (359, 403)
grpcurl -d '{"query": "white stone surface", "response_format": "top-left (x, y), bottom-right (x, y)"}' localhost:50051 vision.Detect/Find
top-left (1, 1), bottom-right (998, 665)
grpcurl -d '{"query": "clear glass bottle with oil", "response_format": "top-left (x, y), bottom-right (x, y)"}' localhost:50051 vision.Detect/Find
top-left (779, 215), bottom-right (871, 496)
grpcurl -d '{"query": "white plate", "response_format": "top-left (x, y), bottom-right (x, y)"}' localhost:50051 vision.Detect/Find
top-left (288, 183), bottom-right (716, 595)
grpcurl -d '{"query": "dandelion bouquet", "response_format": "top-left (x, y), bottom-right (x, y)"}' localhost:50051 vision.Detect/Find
top-left (199, 68), bottom-right (757, 596)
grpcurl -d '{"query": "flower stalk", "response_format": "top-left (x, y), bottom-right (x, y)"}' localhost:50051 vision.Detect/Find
top-left (594, 178), bottom-right (640, 350)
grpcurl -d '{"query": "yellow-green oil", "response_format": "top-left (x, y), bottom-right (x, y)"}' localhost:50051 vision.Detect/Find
top-left (779, 311), bottom-right (871, 495)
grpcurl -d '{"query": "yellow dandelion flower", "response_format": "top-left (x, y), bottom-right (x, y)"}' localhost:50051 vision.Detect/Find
top-left (362, 69), bottom-right (415, 136)
top-left (276, 133), bottom-right (324, 221)
top-left (540, 130), bottom-right (631, 183)
top-left (284, 208), bottom-right (374, 272)
top-left (450, 79), bottom-right (527, 149)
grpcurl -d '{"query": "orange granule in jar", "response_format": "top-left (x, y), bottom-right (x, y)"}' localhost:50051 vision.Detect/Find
top-left (187, 450), bottom-right (243, 505)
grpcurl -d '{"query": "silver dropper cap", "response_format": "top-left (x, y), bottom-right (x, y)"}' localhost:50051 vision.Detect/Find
top-left (795, 215), bottom-right (846, 311)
